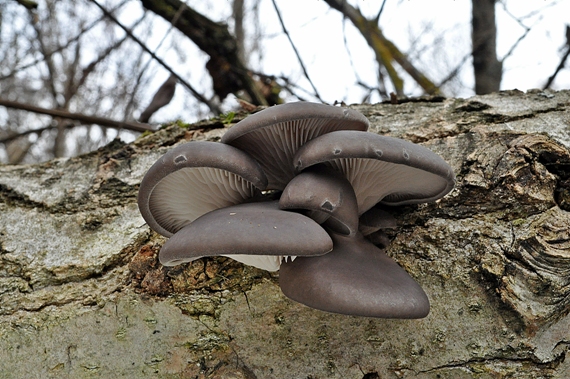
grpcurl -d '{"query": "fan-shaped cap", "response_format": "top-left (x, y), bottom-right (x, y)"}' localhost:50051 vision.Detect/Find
top-left (279, 165), bottom-right (358, 236)
top-left (221, 102), bottom-right (369, 190)
top-left (294, 130), bottom-right (455, 214)
top-left (138, 141), bottom-right (268, 237)
top-left (279, 232), bottom-right (430, 318)
top-left (159, 201), bottom-right (333, 271)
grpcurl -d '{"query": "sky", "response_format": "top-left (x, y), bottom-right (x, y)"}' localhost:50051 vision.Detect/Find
top-left (83, 0), bottom-right (570, 125)
top-left (253, 0), bottom-right (570, 101)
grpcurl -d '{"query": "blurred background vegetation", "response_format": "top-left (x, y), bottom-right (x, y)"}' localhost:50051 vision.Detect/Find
top-left (1, 0), bottom-right (568, 163)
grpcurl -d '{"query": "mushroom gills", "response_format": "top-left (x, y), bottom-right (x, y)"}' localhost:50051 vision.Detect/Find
top-left (326, 158), bottom-right (449, 213)
top-left (149, 167), bottom-right (259, 234)
top-left (222, 254), bottom-right (297, 272)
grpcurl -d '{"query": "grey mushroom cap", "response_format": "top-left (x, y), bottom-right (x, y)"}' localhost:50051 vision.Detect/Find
top-left (294, 130), bottom-right (456, 214)
top-left (221, 102), bottom-right (369, 190)
top-left (359, 207), bottom-right (397, 236)
top-left (279, 232), bottom-right (430, 318)
top-left (279, 165), bottom-right (359, 236)
top-left (159, 201), bottom-right (334, 271)
top-left (138, 141), bottom-right (268, 237)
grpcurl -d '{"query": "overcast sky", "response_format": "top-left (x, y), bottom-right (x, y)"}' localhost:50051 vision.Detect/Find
top-left (124, 0), bottom-right (570, 122)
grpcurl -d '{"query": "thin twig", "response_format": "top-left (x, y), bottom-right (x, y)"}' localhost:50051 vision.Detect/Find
top-left (89, 0), bottom-right (221, 114)
top-left (0, 98), bottom-right (154, 134)
top-left (270, 0), bottom-right (323, 102)
top-left (543, 46), bottom-right (570, 89)
top-left (0, 125), bottom-right (53, 145)
top-left (0, 0), bottom-right (131, 82)
top-left (124, 3), bottom-right (187, 121)
top-left (374, 0), bottom-right (388, 23)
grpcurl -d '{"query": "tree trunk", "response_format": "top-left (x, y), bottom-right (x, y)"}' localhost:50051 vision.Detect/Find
top-left (1, 90), bottom-right (569, 378)
top-left (472, 0), bottom-right (503, 94)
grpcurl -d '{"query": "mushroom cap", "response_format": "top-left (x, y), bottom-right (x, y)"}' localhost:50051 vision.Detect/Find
top-left (279, 165), bottom-right (359, 236)
top-left (221, 102), bottom-right (369, 190)
top-left (159, 201), bottom-right (333, 271)
top-left (279, 232), bottom-right (430, 318)
top-left (294, 130), bottom-right (455, 213)
top-left (358, 206), bottom-right (397, 236)
top-left (138, 141), bottom-right (268, 237)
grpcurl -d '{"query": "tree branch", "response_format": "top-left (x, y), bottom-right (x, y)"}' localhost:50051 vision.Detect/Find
top-left (323, 0), bottom-right (439, 95)
top-left (0, 98), bottom-right (154, 133)
top-left (140, 0), bottom-right (268, 106)
top-left (89, 0), bottom-right (222, 114)
top-left (271, 0), bottom-right (322, 102)
top-left (543, 47), bottom-right (570, 89)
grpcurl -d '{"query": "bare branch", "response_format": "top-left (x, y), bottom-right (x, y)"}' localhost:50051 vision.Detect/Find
top-left (323, 0), bottom-right (439, 95)
top-left (15, 0), bottom-right (38, 10)
top-left (374, 0), bottom-right (388, 24)
top-left (0, 125), bottom-right (53, 145)
top-left (271, 0), bottom-right (323, 102)
top-left (472, 0), bottom-right (502, 94)
top-left (543, 46), bottom-right (570, 89)
top-left (140, 0), bottom-right (268, 106)
top-left (139, 74), bottom-right (177, 123)
top-left (0, 98), bottom-right (154, 133)
top-left (0, 0), bottom-right (131, 82)
top-left (232, 0), bottom-right (246, 64)
top-left (89, 0), bottom-right (222, 114)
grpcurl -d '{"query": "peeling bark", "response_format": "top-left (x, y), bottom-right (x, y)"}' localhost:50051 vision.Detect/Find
top-left (1, 90), bottom-right (569, 378)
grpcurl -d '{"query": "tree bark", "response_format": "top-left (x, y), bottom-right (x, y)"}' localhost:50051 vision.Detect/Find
top-left (472, 0), bottom-right (503, 94)
top-left (1, 90), bottom-right (569, 378)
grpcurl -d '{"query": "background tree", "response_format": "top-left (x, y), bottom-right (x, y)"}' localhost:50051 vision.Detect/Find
top-left (1, 0), bottom-right (568, 164)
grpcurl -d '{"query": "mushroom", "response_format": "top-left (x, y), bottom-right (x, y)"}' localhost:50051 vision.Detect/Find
top-left (294, 130), bottom-right (456, 214)
top-left (159, 201), bottom-right (333, 271)
top-left (279, 232), bottom-right (430, 318)
top-left (358, 206), bottom-right (397, 236)
top-left (279, 165), bottom-right (358, 236)
top-left (221, 102), bottom-right (369, 190)
top-left (277, 165), bottom-right (430, 318)
top-left (138, 141), bottom-right (267, 237)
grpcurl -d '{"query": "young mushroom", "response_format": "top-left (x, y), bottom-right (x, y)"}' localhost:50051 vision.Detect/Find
top-left (279, 165), bottom-right (359, 236)
top-left (221, 102), bottom-right (369, 190)
top-left (159, 201), bottom-right (333, 271)
top-left (138, 141), bottom-right (267, 237)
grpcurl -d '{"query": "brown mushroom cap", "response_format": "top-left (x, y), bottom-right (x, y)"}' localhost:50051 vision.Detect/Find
top-left (294, 130), bottom-right (455, 214)
top-left (221, 102), bottom-right (369, 190)
top-left (159, 201), bottom-right (333, 271)
top-left (279, 165), bottom-right (359, 236)
top-left (138, 141), bottom-right (268, 237)
top-left (279, 232), bottom-right (430, 318)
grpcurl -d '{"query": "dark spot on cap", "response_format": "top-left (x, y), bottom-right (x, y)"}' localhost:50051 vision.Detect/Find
top-left (402, 149), bottom-right (410, 160)
top-left (174, 155), bottom-right (187, 164)
top-left (321, 200), bottom-right (334, 211)
top-left (375, 149), bottom-right (383, 157)
top-left (333, 148), bottom-right (342, 155)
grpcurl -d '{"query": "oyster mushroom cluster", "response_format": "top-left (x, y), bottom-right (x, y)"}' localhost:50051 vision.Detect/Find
top-left (138, 102), bottom-right (455, 318)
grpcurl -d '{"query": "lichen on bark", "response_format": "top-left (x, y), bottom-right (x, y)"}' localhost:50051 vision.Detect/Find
top-left (0, 90), bottom-right (569, 378)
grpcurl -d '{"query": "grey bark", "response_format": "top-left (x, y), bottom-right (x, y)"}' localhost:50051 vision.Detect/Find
top-left (472, 0), bottom-right (503, 94)
top-left (1, 90), bottom-right (569, 378)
